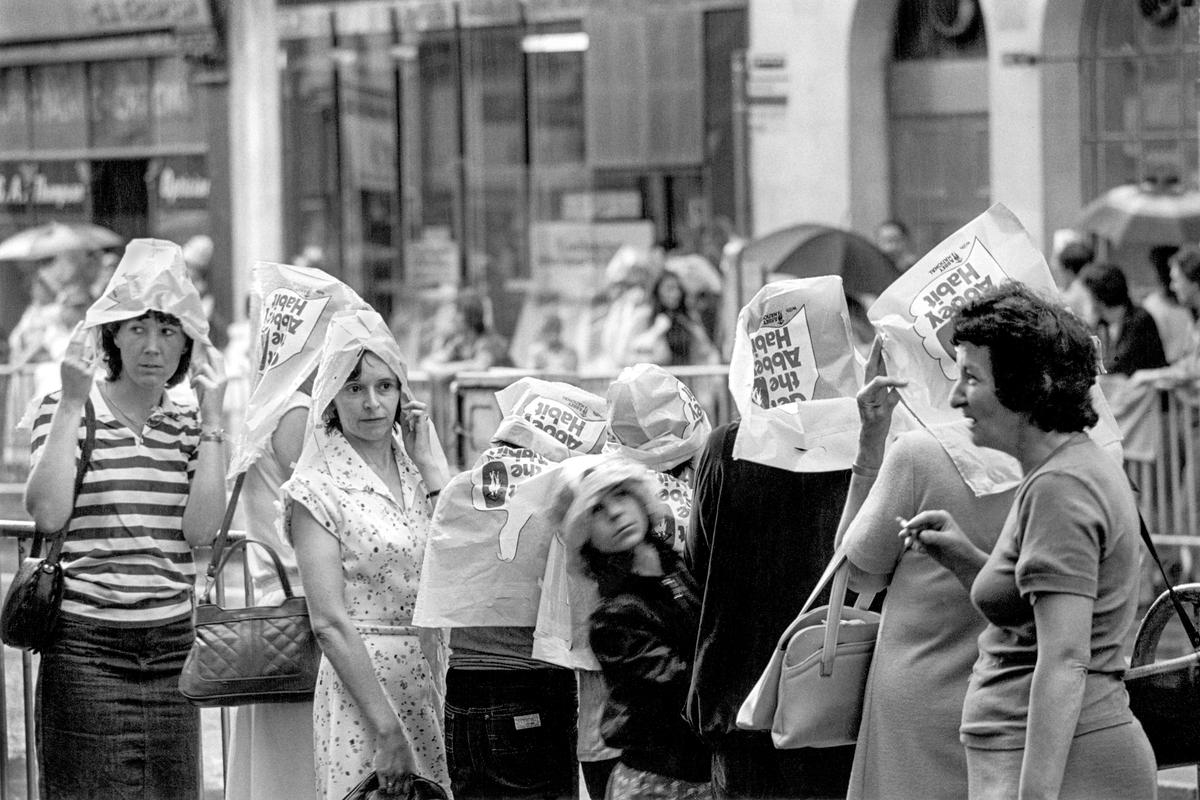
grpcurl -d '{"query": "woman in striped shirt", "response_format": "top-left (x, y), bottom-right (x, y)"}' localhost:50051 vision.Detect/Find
top-left (24, 239), bottom-right (227, 799)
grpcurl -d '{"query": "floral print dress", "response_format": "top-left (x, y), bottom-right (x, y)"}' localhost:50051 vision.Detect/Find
top-left (284, 427), bottom-right (450, 800)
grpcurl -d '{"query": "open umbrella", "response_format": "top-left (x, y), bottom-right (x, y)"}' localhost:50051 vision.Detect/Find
top-left (1075, 183), bottom-right (1200, 248)
top-left (738, 223), bottom-right (902, 299)
top-left (0, 221), bottom-right (124, 261)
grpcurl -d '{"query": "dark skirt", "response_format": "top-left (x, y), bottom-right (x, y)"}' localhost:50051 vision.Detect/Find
top-left (36, 614), bottom-right (200, 800)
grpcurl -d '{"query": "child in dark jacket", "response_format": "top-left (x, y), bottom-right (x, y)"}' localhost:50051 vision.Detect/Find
top-left (559, 457), bottom-right (711, 799)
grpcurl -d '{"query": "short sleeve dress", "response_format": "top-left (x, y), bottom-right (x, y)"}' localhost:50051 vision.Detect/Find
top-left (283, 426), bottom-right (451, 800)
top-left (841, 428), bottom-right (1015, 800)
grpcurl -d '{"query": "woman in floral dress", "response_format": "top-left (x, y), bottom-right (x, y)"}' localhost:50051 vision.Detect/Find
top-left (284, 309), bottom-right (452, 799)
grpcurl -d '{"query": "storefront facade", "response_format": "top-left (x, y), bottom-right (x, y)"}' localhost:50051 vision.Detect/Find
top-left (0, 0), bottom-right (229, 338)
top-left (753, 0), bottom-right (1199, 291)
top-left (274, 0), bottom-right (747, 336)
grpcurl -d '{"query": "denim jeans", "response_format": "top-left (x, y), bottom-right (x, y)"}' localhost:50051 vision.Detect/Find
top-left (36, 614), bottom-right (200, 800)
top-left (445, 668), bottom-right (577, 799)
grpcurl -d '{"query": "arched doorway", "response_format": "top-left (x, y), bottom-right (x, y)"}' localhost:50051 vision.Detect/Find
top-left (887, 0), bottom-right (991, 256)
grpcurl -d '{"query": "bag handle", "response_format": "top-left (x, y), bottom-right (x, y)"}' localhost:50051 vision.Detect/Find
top-left (206, 472), bottom-right (246, 580)
top-left (33, 398), bottom-right (96, 563)
top-left (770, 546), bottom-right (876, 658)
top-left (1131, 487), bottom-right (1200, 651)
top-left (202, 538), bottom-right (297, 604)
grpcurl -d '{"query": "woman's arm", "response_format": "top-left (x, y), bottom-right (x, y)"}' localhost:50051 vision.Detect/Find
top-left (182, 346), bottom-right (228, 547)
top-left (25, 326), bottom-right (94, 531)
top-left (292, 504), bottom-right (413, 784)
top-left (1020, 592), bottom-right (1093, 800)
top-left (271, 405), bottom-right (309, 476)
top-left (835, 339), bottom-right (907, 593)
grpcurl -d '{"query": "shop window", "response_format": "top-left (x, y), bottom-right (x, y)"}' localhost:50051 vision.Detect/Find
top-left (29, 64), bottom-right (88, 151)
top-left (153, 58), bottom-right (203, 146)
top-left (89, 60), bottom-right (152, 149)
top-left (0, 68), bottom-right (30, 152)
top-left (1081, 0), bottom-right (1200, 194)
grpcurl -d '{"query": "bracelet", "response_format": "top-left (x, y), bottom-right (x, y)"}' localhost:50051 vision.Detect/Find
top-left (851, 462), bottom-right (880, 478)
top-left (199, 428), bottom-right (225, 444)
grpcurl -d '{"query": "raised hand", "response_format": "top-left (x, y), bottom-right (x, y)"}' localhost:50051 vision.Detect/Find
top-left (400, 399), bottom-right (433, 463)
top-left (60, 322), bottom-right (96, 403)
top-left (855, 336), bottom-right (907, 467)
top-left (190, 344), bottom-right (228, 428)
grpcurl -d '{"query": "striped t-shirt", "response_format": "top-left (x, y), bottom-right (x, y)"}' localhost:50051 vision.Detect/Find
top-left (29, 382), bottom-right (201, 626)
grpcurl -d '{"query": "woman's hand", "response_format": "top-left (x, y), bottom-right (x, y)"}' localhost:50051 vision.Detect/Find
top-left (898, 509), bottom-right (987, 591)
top-left (401, 399), bottom-right (434, 464)
top-left (855, 337), bottom-right (907, 468)
top-left (60, 323), bottom-right (95, 404)
top-left (372, 726), bottom-right (414, 796)
top-left (190, 345), bottom-right (228, 428)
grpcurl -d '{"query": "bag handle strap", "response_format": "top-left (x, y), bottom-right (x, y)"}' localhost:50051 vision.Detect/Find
top-left (206, 472), bottom-right (246, 580)
top-left (770, 546), bottom-right (876, 656)
top-left (34, 398), bottom-right (96, 563)
top-left (202, 538), bottom-right (296, 603)
top-left (1132, 494), bottom-right (1200, 651)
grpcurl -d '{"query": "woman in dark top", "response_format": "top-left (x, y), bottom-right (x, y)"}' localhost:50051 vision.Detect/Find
top-left (560, 457), bottom-right (711, 799)
top-left (1077, 262), bottom-right (1167, 376)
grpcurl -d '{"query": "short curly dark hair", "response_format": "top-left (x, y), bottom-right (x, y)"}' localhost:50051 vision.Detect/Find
top-left (99, 310), bottom-right (194, 388)
top-left (950, 282), bottom-right (1098, 433)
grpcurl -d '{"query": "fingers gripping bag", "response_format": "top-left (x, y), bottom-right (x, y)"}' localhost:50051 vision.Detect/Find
top-left (729, 276), bottom-right (863, 472)
top-left (229, 261), bottom-right (370, 476)
top-left (412, 379), bottom-right (607, 629)
top-left (867, 203), bottom-right (1124, 493)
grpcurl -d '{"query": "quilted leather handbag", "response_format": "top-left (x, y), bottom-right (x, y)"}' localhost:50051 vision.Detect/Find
top-left (178, 474), bottom-right (321, 706)
top-left (0, 399), bottom-right (95, 653)
top-left (1123, 507), bottom-right (1200, 768)
top-left (737, 546), bottom-right (879, 748)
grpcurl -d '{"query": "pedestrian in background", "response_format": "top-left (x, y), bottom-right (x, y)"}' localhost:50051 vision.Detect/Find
top-left (1076, 262), bottom-right (1167, 376)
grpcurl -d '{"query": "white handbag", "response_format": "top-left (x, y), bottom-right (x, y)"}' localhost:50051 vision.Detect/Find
top-left (736, 548), bottom-right (880, 748)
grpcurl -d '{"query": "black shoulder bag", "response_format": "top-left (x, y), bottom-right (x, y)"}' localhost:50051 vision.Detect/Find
top-left (0, 398), bottom-right (96, 652)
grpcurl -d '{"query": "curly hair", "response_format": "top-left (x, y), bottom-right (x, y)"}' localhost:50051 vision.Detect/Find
top-left (950, 282), bottom-right (1098, 433)
top-left (99, 310), bottom-right (194, 388)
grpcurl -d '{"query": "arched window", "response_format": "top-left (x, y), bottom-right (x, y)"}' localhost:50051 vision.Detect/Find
top-left (1081, 1), bottom-right (1200, 197)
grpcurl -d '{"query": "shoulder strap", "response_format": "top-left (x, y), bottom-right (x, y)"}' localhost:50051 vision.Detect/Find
top-left (206, 472), bottom-right (246, 580)
top-left (36, 398), bottom-right (96, 564)
top-left (1133, 502), bottom-right (1200, 650)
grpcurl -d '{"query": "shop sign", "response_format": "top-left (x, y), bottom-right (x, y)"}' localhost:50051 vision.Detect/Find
top-left (405, 228), bottom-right (460, 288)
top-left (561, 190), bottom-right (642, 221)
top-left (459, 0), bottom-right (521, 27)
top-left (394, 1), bottom-right (456, 32)
top-left (0, 161), bottom-right (89, 210)
top-left (0, 0), bottom-right (210, 43)
top-left (746, 52), bottom-right (788, 106)
top-left (529, 219), bottom-right (655, 296)
top-left (150, 156), bottom-right (210, 210)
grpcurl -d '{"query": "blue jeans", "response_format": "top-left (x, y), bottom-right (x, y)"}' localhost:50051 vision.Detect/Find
top-left (36, 614), bottom-right (200, 800)
top-left (445, 668), bottom-right (577, 798)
